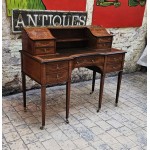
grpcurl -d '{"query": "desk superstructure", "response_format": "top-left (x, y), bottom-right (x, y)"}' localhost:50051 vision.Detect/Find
top-left (20, 26), bottom-right (126, 129)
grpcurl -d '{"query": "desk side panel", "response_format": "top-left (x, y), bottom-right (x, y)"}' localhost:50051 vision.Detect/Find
top-left (105, 53), bottom-right (125, 73)
top-left (22, 29), bottom-right (34, 55)
top-left (22, 53), bottom-right (41, 84)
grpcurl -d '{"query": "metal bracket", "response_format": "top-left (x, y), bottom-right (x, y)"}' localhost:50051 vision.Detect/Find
top-left (128, 0), bottom-right (146, 7)
top-left (96, 0), bottom-right (121, 7)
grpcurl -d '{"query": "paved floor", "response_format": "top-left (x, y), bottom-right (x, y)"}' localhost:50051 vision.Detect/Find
top-left (2, 72), bottom-right (147, 150)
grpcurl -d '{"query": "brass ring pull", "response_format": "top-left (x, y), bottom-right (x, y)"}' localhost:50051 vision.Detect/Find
top-left (92, 59), bottom-right (94, 63)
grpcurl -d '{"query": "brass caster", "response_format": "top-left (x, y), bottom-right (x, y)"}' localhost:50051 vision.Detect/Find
top-left (66, 119), bottom-right (69, 124)
top-left (90, 91), bottom-right (94, 94)
top-left (24, 107), bottom-right (27, 112)
top-left (40, 126), bottom-right (44, 130)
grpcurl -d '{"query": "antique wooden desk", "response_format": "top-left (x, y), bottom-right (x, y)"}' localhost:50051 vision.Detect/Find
top-left (20, 26), bottom-right (126, 129)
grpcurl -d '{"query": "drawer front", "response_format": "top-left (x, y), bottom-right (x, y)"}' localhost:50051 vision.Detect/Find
top-left (46, 71), bottom-right (68, 84)
top-left (97, 37), bottom-right (112, 43)
top-left (35, 40), bottom-right (54, 47)
top-left (74, 56), bottom-right (104, 68)
top-left (35, 47), bottom-right (54, 55)
top-left (46, 61), bottom-right (68, 73)
top-left (107, 54), bottom-right (123, 63)
top-left (97, 43), bottom-right (112, 49)
top-left (106, 63), bottom-right (122, 73)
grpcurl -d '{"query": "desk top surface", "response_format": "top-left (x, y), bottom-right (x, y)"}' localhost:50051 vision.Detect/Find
top-left (21, 48), bottom-right (126, 63)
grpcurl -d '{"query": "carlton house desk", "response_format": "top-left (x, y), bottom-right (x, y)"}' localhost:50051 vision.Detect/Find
top-left (20, 26), bottom-right (126, 129)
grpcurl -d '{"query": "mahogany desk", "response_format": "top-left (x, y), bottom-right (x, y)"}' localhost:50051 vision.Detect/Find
top-left (20, 26), bottom-right (126, 129)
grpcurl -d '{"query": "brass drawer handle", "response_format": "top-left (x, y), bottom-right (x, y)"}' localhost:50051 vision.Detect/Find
top-left (56, 74), bottom-right (59, 79)
top-left (113, 58), bottom-right (119, 61)
top-left (44, 48), bottom-right (47, 52)
top-left (91, 59), bottom-right (95, 63)
top-left (112, 67), bottom-right (116, 69)
top-left (76, 61), bottom-right (79, 64)
top-left (57, 65), bottom-right (59, 69)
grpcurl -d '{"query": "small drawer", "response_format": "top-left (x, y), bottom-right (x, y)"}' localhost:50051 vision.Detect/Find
top-left (35, 40), bottom-right (55, 47)
top-left (46, 71), bottom-right (68, 84)
top-left (97, 37), bottom-right (112, 43)
top-left (34, 47), bottom-right (54, 55)
top-left (107, 54), bottom-right (123, 63)
top-left (74, 56), bottom-right (104, 68)
top-left (97, 43), bottom-right (112, 49)
top-left (106, 63), bottom-right (122, 73)
top-left (46, 61), bottom-right (68, 73)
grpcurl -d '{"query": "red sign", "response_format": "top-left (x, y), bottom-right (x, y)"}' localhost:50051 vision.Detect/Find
top-left (92, 0), bottom-right (146, 27)
top-left (42, 0), bottom-right (86, 11)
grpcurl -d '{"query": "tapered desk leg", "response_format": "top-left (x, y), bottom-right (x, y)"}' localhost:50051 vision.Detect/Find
top-left (115, 71), bottom-right (123, 106)
top-left (66, 81), bottom-right (71, 124)
top-left (97, 73), bottom-right (105, 112)
top-left (22, 72), bottom-right (27, 112)
top-left (90, 71), bottom-right (96, 94)
top-left (40, 85), bottom-right (46, 130)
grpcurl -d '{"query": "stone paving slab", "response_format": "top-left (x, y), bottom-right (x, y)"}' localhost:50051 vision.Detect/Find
top-left (2, 72), bottom-right (147, 150)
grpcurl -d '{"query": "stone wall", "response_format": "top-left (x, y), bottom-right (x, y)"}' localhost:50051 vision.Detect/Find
top-left (2, 0), bottom-right (147, 95)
